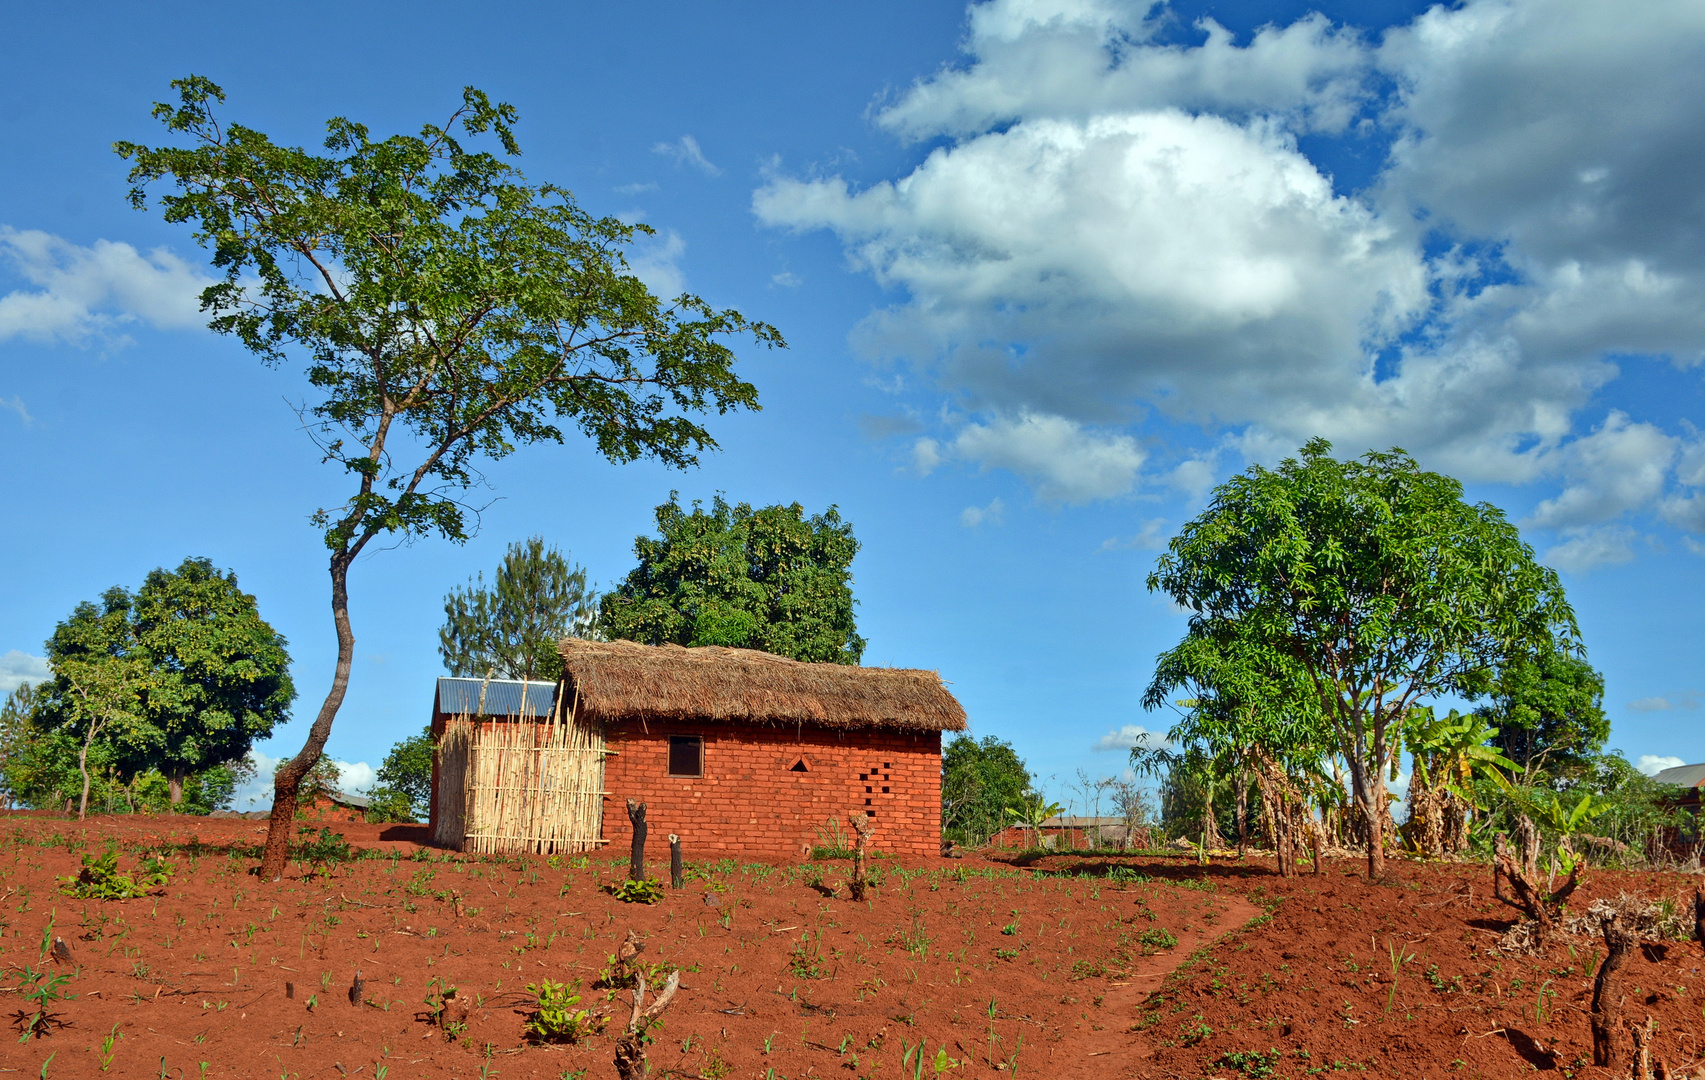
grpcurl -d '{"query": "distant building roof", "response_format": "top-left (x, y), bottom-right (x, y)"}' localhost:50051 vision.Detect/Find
top-left (1651, 763), bottom-right (1705, 788)
top-left (328, 789), bottom-right (371, 810)
top-left (1037, 816), bottom-right (1125, 828)
top-left (435, 677), bottom-right (557, 718)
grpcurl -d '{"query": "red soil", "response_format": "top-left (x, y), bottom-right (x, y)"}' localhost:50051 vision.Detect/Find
top-left (0, 815), bottom-right (1696, 1079)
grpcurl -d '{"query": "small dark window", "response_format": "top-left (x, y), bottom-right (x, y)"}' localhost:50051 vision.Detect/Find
top-left (668, 735), bottom-right (703, 777)
top-left (865, 785), bottom-right (873, 793)
top-left (864, 797), bottom-right (872, 806)
top-left (881, 786), bottom-right (890, 793)
top-left (789, 759), bottom-right (808, 773)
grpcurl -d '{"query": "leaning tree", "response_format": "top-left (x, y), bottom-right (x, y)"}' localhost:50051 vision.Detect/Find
top-left (1146, 439), bottom-right (1577, 879)
top-left (118, 78), bottom-right (782, 878)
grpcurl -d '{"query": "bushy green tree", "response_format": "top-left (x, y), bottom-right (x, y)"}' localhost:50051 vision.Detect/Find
top-left (1474, 647), bottom-right (1608, 777)
top-left (366, 727), bottom-right (434, 823)
top-left (440, 538), bottom-right (597, 682)
top-left (1148, 439), bottom-right (1577, 878)
top-left (600, 494), bottom-right (864, 663)
top-left (941, 735), bottom-right (1035, 846)
top-left (118, 78), bottom-right (781, 877)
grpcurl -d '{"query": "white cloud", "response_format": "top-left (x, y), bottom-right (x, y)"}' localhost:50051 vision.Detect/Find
top-left (1527, 411), bottom-right (1676, 528)
top-left (1, 395), bottom-right (28, 425)
top-left (1637, 754), bottom-right (1688, 776)
top-left (653, 135), bottom-right (722, 177)
top-left (1542, 525), bottom-right (1638, 574)
top-left (0, 227), bottom-right (214, 346)
top-left (754, 0), bottom-right (1705, 532)
top-left (911, 436), bottom-right (944, 475)
top-left (1092, 724), bottom-right (1167, 752)
top-left (960, 497), bottom-right (1005, 527)
top-left (950, 411), bottom-right (1145, 504)
top-left (771, 270), bottom-right (802, 288)
top-left (233, 750), bottom-right (377, 810)
top-left (614, 181), bottom-right (659, 195)
top-left (627, 230), bottom-right (687, 298)
top-left (0, 651), bottom-right (49, 694)
top-left (1099, 517), bottom-right (1168, 551)
top-left (1628, 692), bottom-right (1699, 713)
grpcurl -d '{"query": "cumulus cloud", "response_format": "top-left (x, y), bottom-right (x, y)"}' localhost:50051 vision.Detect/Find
top-left (754, 0), bottom-right (1705, 534)
top-left (0, 651), bottom-right (49, 694)
top-left (1542, 525), bottom-right (1639, 573)
top-left (1637, 755), bottom-right (1688, 776)
top-left (960, 497), bottom-right (1005, 527)
top-left (234, 750), bottom-right (378, 810)
top-left (952, 412), bottom-right (1145, 503)
top-left (1092, 724), bottom-right (1167, 752)
top-left (0, 227), bottom-right (213, 346)
top-left (627, 229), bottom-right (688, 298)
top-left (653, 135), bottom-right (722, 177)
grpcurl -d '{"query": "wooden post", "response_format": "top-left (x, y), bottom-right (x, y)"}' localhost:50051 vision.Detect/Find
top-left (669, 834), bottom-right (683, 889)
top-left (849, 811), bottom-right (875, 901)
top-left (626, 799), bottom-right (647, 882)
top-left (348, 969), bottom-right (364, 1007)
top-left (614, 969), bottom-right (680, 1080)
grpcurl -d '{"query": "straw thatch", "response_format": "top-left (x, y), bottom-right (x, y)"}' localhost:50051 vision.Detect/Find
top-left (557, 638), bottom-right (968, 733)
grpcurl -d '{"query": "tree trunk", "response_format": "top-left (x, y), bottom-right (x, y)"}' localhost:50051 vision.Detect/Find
top-left (1361, 769), bottom-right (1386, 880)
top-left (259, 555), bottom-right (356, 881)
top-left (626, 799), bottom-right (647, 881)
top-left (167, 771), bottom-right (185, 812)
top-left (1235, 771), bottom-right (1248, 858)
top-left (1592, 913), bottom-right (1635, 1066)
top-left (849, 811), bottom-right (874, 901)
top-left (669, 834), bottom-right (683, 889)
top-left (76, 731), bottom-right (94, 822)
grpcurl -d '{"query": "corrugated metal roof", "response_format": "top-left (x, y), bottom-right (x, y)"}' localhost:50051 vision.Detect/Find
top-left (435, 677), bottom-right (557, 718)
top-left (1651, 763), bottom-right (1705, 788)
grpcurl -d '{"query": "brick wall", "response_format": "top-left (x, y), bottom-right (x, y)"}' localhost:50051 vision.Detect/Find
top-left (599, 720), bottom-right (943, 861)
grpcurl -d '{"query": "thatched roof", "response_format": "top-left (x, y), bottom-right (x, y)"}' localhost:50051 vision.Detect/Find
top-left (556, 638), bottom-right (968, 733)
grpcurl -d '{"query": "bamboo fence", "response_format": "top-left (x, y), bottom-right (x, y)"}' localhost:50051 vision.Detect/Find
top-left (432, 680), bottom-right (610, 854)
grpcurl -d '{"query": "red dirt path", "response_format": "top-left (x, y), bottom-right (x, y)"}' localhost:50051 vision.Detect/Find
top-left (0, 815), bottom-right (1696, 1079)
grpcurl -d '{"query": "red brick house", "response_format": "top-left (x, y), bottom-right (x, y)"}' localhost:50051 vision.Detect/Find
top-left (430, 639), bottom-right (967, 860)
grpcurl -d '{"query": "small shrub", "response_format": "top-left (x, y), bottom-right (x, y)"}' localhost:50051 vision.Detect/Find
top-left (524, 979), bottom-right (605, 1043)
top-left (1216, 1049), bottom-right (1280, 1078)
top-left (291, 827), bottom-right (352, 871)
top-left (607, 878), bottom-right (665, 905)
top-left (58, 845), bottom-right (172, 900)
top-left (1139, 927), bottom-right (1178, 952)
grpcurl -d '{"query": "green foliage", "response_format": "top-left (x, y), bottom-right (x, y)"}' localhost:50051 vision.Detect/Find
top-left (942, 735), bottom-right (1035, 846)
top-left (1147, 439), bottom-right (1577, 868)
top-left (1474, 647), bottom-right (1608, 776)
top-left (116, 78), bottom-right (779, 561)
top-left (13, 926), bottom-right (75, 1042)
top-left (291, 826), bottom-right (353, 870)
top-left (1138, 927), bottom-right (1178, 951)
top-left (366, 727), bottom-right (434, 823)
top-left (1215, 1049), bottom-right (1280, 1078)
top-left (523, 979), bottom-right (604, 1043)
top-left (607, 878), bottom-right (665, 904)
top-left (440, 537), bottom-right (599, 683)
top-left (58, 844), bottom-right (173, 900)
top-left (23, 558), bottom-right (290, 815)
top-left (599, 494), bottom-right (863, 663)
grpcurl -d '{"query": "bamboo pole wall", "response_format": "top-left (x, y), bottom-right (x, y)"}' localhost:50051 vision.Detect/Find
top-left (433, 680), bottom-right (609, 854)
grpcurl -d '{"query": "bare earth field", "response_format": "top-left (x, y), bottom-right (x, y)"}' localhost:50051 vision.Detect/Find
top-left (0, 814), bottom-right (1696, 1079)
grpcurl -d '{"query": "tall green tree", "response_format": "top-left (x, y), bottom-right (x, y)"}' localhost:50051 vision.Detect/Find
top-left (117, 558), bottom-right (294, 807)
top-left (32, 589), bottom-right (151, 819)
top-left (600, 494), bottom-right (864, 663)
top-left (118, 79), bottom-right (781, 878)
top-left (1473, 647), bottom-right (1607, 777)
top-left (366, 726), bottom-right (434, 823)
top-left (1147, 439), bottom-right (1577, 878)
top-left (941, 735), bottom-right (1035, 846)
top-left (440, 537), bottom-right (597, 682)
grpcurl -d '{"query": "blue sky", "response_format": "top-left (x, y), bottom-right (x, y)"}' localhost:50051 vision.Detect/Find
top-left (2, 0), bottom-right (1702, 809)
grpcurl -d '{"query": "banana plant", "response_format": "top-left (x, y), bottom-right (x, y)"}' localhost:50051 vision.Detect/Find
top-left (1004, 793), bottom-right (1065, 848)
top-left (1403, 707), bottom-right (1517, 805)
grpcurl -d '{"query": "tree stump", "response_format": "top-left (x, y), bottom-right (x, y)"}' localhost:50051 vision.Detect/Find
top-left (1592, 912), bottom-right (1635, 1066)
top-left (669, 834), bottom-right (683, 889)
top-left (849, 811), bottom-right (875, 901)
top-left (348, 969), bottom-right (364, 1007)
top-left (613, 968), bottom-right (680, 1080)
top-left (626, 799), bottom-right (647, 882)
